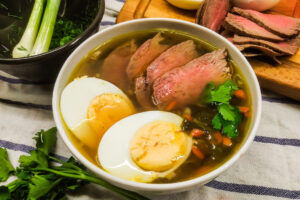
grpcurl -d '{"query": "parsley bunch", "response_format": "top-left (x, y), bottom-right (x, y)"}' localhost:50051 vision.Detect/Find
top-left (0, 128), bottom-right (149, 200)
top-left (201, 81), bottom-right (243, 138)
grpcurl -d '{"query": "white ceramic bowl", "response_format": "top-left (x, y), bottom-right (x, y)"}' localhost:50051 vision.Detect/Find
top-left (52, 18), bottom-right (262, 195)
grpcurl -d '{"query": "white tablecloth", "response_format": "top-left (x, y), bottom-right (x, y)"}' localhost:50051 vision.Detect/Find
top-left (0, 0), bottom-right (299, 199)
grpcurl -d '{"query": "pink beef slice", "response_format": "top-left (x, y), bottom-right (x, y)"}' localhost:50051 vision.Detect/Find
top-left (126, 33), bottom-right (170, 80)
top-left (198, 0), bottom-right (230, 32)
top-left (101, 40), bottom-right (138, 91)
top-left (232, 7), bottom-right (300, 38)
top-left (153, 49), bottom-right (230, 110)
top-left (135, 76), bottom-right (154, 109)
top-left (146, 40), bottom-right (199, 85)
top-left (233, 35), bottom-right (300, 55)
top-left (224, 13), bottom-right (284, 42)
top-left (135, 40), bottom-right (199, 109)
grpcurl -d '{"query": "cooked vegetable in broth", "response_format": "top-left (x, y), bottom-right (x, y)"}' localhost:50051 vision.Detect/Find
top-left (61, 29), bottom-right (251, 183)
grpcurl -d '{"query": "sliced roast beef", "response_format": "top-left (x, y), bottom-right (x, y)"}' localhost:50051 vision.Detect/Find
top-left (153, 49), bottom-right (230, 110)
top-left (224, 13), bottom-right (284, 42)
top-left (135, 76), bottom-right (154, 109)
top-left (101, 40), bottom-right (137, 91)
top-left (146, 40), bottom-right (199, 85)
top-left (236, 44), bottom-right (282, 64)
top-left (232, 7), bottom-right (300, 38)
top-left (233, 35), bottom-right (300, 55)
top-left (221, 29), bottom-right (234, 38)
top-left (236, 44), bottom-right (282, 57)
top-left (126, 33), bottom-right (170, 80)
top-left (196, 0), bottom-right (230, 32)
top-left (242, 50), bottom-right (281, 64)
top-left (242, 52), bottom-right (264, 57)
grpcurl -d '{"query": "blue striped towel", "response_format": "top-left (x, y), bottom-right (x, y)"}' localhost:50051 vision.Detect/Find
top-left (0, 0), bottom-right (299, 199)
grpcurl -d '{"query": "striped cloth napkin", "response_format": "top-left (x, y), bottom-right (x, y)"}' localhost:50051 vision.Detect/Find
top-left (0, 0), bottom-right (300, 199)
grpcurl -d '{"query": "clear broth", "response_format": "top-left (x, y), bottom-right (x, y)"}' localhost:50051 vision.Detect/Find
top-left (65, 29), bottom-right (252, 183)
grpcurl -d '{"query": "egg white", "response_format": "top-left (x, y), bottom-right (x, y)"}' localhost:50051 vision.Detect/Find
top-left (98, 111), bottom-right (192, 183)
top-left (60, 77), bottom-right (129, 148)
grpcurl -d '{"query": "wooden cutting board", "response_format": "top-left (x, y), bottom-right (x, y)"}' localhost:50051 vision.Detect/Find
top-left (117, 0), bottom-right (300, 101)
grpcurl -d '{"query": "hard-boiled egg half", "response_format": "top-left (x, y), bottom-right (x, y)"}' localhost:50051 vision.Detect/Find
top-left (60, 77), bottom-right (135, 150)
top-left (98, 111), bottom-right (193, 183)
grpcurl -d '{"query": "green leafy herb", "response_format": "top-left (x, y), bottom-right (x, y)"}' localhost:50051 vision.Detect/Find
top-left (201, 81), bottom-right (243, 138)
top-left (203, 80), bottom-right (238, 104)
top-left (50, 0), bottom-right (99, 49)
top-left (34, 128), bottom-right (57, 155)
top-left (50, 19), bottom-right (84, 49)
top-left (212, 105), bottom-right (242, 138)
top-left (0, 186), bottom-right (10, 200)
top-left (0, 148), bottom-right (14, 182)
top-left (0, 128), bottom-right (149, 200)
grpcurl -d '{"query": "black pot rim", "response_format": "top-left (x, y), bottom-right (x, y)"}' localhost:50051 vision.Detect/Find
top-left (0, 0), bottom-right (105, 64)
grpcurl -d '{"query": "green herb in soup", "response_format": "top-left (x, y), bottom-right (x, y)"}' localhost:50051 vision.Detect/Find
top-left (63, 29), bottom-right (251, 183)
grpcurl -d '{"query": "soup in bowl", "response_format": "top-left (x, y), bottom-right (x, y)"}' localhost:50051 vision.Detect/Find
top-left (52, 18), bottom-right (261, 194)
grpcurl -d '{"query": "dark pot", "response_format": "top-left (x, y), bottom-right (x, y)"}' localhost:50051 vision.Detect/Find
top-left (0, 0), bottom-right (105, 83)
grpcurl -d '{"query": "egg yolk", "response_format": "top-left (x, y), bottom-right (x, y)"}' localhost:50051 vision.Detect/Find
top-left (130, 121), bottom-right (188, 172)
top-left (72, 93), bottom-right (135, 150)
top-left (87, 93), bottom-right (136, 139)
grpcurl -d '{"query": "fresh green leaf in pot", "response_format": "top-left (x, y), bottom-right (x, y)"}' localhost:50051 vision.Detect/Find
top-left (50, 0), bottom-right (99, 49)
top-left (50, 19), bottom-right (84, 49)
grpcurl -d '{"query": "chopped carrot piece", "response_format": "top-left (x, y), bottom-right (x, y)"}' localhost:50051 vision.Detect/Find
top-left (213, 131), bottom-right (223, 144)
top-left (223, 136), bottom-right (233, 147)
top-left (191, 129), bottom-right (204, 137)
top-left (235, 89), bottom-right (246, 100)
top-left (184, 114), bottom-right (193, 121)
top-left (192, 146), bottom-right (205, 160)
top-left (238, 106), bottom-right (250, 117)
top-left (166, 101), bottom-right (177, 111)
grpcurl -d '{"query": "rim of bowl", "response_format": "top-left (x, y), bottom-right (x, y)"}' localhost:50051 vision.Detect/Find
top-left (53, 18), bottom-right (262, 192)
top-left (0, 0), bottom-right (105, 64)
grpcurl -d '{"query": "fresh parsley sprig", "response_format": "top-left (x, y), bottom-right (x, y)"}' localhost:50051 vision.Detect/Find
top-left (201, 80), bottom-right (243, 138)
top-left (0, 148), bottom-right (14, 182)
top-left (0, 128), bottom-right (149, 200)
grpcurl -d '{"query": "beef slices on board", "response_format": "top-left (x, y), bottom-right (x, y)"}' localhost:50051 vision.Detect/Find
top-left (232, 7), bottom-right (300, 38)
top-left (197, 0), bottom-right (230, 32)
top-left (101, 40), bottom-right (138, 91)
top-left (126, 33), bottom-right (170, 80)
top-left (153, 49), bottom-right (230, 110)
top-left (233, 35), bottom-right (300, 56)
top-left (224, 13), bottom-right (284, 42)
top-left (236, 44), bottom-right (283, 63)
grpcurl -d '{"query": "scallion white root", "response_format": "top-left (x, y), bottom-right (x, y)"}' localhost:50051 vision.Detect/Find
top-left (12, 0), bottom-right (46, 58)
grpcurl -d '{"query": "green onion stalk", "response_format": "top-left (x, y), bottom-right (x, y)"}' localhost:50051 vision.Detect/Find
top-left (30, 0), bottom-right (61, 56)
top-left (12, 0), bottom-right (46, 58)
